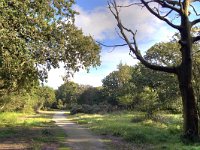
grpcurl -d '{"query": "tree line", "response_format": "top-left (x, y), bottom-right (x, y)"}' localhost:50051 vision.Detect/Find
top-left (54, 40), bottom-right (200, 118)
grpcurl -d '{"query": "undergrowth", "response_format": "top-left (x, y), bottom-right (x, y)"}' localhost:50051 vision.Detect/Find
top-left (69, 111), bottom-right (200, 150)
top-left (0, 111), bottom-right (68, 149)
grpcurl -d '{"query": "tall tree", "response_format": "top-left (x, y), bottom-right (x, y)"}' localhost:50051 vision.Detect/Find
top-left (56, 81), bottom-right (81, 108)
top-left (102, 64), bottom-right (134, 106)
top-left (0, 0), bottom-right (100, 94)
top-left (109, 0), bottom-right (200, 139)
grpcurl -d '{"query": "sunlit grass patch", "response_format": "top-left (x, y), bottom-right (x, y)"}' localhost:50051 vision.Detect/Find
top-left (69, 111), bottom-right (200, 149)
top-left (0, 112), bottom-right (24, 127)
top-left (0, 111), bottom-right (68, 149)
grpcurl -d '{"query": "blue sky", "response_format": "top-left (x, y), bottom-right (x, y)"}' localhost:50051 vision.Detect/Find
top-left (46, 0), bottom-right (199, 89)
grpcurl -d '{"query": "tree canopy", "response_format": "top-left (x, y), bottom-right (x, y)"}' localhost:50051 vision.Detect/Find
top-left (0, 0), bottom-right (100, 94)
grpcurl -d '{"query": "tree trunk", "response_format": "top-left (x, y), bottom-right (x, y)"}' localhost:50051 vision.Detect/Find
top-left (177, 11), bottom-right (199, 140)
top-left (178, 72), bottom-right (199, 140)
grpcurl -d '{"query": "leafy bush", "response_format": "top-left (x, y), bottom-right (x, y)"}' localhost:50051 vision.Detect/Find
top-left (81, 104), bottom-right (93, 114)
top-left (70, 104), bottom-right (83, 115)
top-left (98, 102), bottom-right (114, 113)
top-left (70, 103), bottom-right (115, 115)
top-left (90, 104), bottom-right (101, 113)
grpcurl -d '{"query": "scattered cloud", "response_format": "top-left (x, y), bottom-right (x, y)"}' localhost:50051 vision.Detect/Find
top-left (74, 0), bottom-right (176, 43)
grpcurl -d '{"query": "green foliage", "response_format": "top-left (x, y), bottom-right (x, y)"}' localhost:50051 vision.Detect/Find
top-left (117, 94), bottom-right (134, 108)
top-left (77, 86), bottom-right (103, 105)
top-left (132, 64), bottom-right (181, 113)
top-left (56, 81), bottom-right (81, 108)
top-left (0, 0), bottom-right (100, 94)
top-left (56, 81), bottom-right (104, 110)
top-left (0, 85), bottom-right (56, 112)
top-left (102, 63), bottom-right (134, 106)
top-left (136, 87), bottom-right (158, 117)
top-left (70, 102), bottom-right (113, 115)
top-left (101, 61), bottom-right (181, 113)
top-left (56, 99), bottom-right (64, 110)
top-left (34, 86), bottom-right (56, 111)
top-left (70, 104), bottom-right (83, 115)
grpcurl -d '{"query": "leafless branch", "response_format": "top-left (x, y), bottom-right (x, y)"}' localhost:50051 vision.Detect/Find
top-left (96, 41), bottom-right (130, 47)
top-left (115, 2), bottom-right (143, 8)
top-left (190, 4), bottom-right (200, 16)
top-left (156, 0), bottom-right (181, 13)
top-left (193, 36), bottom-right (200, 43)
top-left (115, 28), bottom-right (125, 41)
top-left (140, 0), bottom-right (182, 30)
top-left (163, 9), bottom-right (174, 18)
top-left (192, 19), bottom-right (200, 27)
top-left (108, 0), bottom-right (178, 74)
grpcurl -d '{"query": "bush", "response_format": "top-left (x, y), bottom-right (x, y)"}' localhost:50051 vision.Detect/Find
top-left (70, 103), bottom-right (117, 115)
top-left (98, 102), bottom-right (114, 113)
top-left (81, 104), bottom-right (92, 114)
top-left (91, 104), bottom-right (101, 113)
top-left (70, 104), bottom-right (83, 115)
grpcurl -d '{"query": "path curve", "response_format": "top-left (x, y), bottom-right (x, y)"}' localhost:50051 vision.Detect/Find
top-left (53, 111), bottom-right (107, 150)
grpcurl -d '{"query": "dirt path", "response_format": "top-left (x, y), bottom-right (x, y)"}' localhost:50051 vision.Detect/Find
top-left (53, 111), bottom-right (107, 150)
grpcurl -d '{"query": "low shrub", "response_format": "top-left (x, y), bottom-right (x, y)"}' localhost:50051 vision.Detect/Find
top-left (82, 104), bottom-right (93, 114)
top-left (70, 103), bottom-right (114, 115)
top-left (70, 104), bottom-right (83, 115)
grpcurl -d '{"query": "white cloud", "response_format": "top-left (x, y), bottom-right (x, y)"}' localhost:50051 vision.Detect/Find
top-left (75, 6), bottom-right (116, 40)
top-left (74, 0), bottom-right (176, 42)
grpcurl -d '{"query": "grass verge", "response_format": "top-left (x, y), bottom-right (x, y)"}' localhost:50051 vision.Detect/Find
top-left (68, 111), bottom-right (200, 150)
top-left (0, 111), bottom-right (70, 150)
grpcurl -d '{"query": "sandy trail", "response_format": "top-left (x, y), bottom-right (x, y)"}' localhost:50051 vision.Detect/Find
top-left (53, 111), bottom-right (107, 150)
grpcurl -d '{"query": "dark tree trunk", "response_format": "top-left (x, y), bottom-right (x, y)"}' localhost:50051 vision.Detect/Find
top-left (178, 72), bottom-right (199, 139)
top-left (178, 14), bottom-right (199, 140)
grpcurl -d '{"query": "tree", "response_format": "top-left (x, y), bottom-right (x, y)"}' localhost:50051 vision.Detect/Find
top-left (78, 86), bottom-right (102, 105)
top-left (35, 86), bottom-right (56, 110)
top-left (109, 0), bottom-right (200, 139)
top-left (132, 63), bottom-right (181, 113)
top-left (143, 42), bottom-right (182, 112)
top-left (0, 0), bottom-right (100, 94)
top-left (102, 64), bottom-right (134, 107)
top-left (56, 81), bottom-right (81, 108)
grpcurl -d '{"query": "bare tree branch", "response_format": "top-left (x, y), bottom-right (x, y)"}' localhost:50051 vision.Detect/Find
top-left (108, 0), bottom-right (178, 74)
top-left (190, 4), bottom-right (200, 16)
top-left (162, 9), bottom-right (174, 18)
top-left (158, 0), bottom-right (181, 13)
top-left (96, 41), bottom-right (129, 47)
top-left (193, 36), bottom-right (200, 43)
top-left (191, 19), bottom-right (200, 26)
top-left (115, 28), bottom-right (126, 41)
top-left (140, 0), bottom-right (182, 30)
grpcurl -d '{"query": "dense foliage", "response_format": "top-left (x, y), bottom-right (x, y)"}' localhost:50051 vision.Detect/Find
top-left (0, 86), bottom-right (56, 112)
top-left (0, 0), bottom-right (100, 95)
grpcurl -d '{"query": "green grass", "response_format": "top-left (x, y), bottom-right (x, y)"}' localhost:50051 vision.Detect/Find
top-left (0, 111), bottom-right (69, 149)
top-left (68, 111), bottom-right (200, 150)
